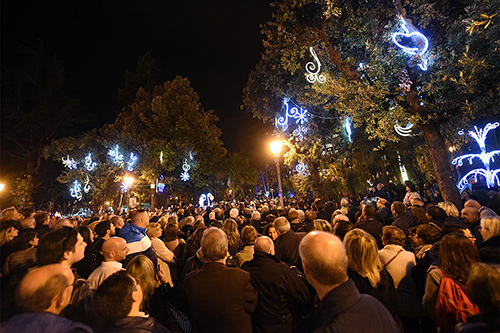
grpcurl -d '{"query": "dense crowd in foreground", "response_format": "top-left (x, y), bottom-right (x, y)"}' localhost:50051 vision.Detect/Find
top-left (0, 182), bottom-right (499, 333)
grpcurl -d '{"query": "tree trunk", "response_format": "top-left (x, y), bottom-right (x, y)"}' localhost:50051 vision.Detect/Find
top-left (310, 162), bottom-right (326, 199)
top-left (420, 122), bottom-right (463, 209)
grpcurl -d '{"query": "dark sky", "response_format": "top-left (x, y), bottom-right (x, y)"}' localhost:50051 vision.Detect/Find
top-left (2, 0), bottom-right (275, 162)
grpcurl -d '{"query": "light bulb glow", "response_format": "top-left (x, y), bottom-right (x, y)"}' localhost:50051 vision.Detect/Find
top-left (84, 153), bottom-right (96, 171)
top-left (62, 155), bottom-right (77, 170)
top-left (83, 176), bottom-right (91, 193)
top-left (392, 18), bottom-right (429, 71)
top-left (305, 47), bottom-right (326, 84)
top-left (159, 151), bottom-right (163, 164)
top-left (453, 122), bottom-right (500, 190)
top-left (270, 141), bottom-right (282, 155)
top-left (344, 118), bottom-right (352, 142)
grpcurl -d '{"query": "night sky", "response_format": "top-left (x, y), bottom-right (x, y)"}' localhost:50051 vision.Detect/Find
top-left (2, 0), bottom-right (275, 162)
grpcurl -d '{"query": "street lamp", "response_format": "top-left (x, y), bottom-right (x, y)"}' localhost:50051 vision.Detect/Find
top-left (123, 176), bottom-right (135, 213)
top-left (0, 183), bottom-right (5, 193)
top-left (270, 140), bottom-right (285, 209)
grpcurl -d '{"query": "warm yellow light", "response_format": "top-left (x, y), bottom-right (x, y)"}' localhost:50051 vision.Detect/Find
top-left (270, 141), bottom-right (282, 155)
top-left (124, 177), bottom-right (135, 186)
top-left (0, 183), bottom-right (5, 192)
top-left (105, 201), bottom-right (110, 205)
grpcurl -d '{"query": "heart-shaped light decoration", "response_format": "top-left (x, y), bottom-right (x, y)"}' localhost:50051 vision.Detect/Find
top-left (392, 18), bottom-right (429, 70)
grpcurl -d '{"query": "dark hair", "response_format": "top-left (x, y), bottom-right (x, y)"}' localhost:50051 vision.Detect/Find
top-left (22, 208), bottom-right (35, 217)
top-left (410, 206), bottom-right (428, 224)
top-left (94, 271), bottom-right (136, 319)
top-left (17, 272), bottom-right (69, 312)
top-left (36, 228), bottom-right (78, 266)
top-left (333, 220), bottom-right (353, 241)
top-left (241, 226), bottom-right (258, 245)
top-left (439, 233), bottom-right (480, 284)
top-left (95, 221), bottom-right (111, 238)
top-left (426, 205), bottom-right (447, 223)
top-left (164, 223), bottom-right (179, 242)
top-left (77, 226), bottom-right (93, 246)
top-left (12, 231), bottom-right (37, 252)
top-left (263, 223), bottom-right (276, 237)
top-left (188, 226), bottom-right (207, 255)
top-left (34, 212), bottom-right (50, 227)
top-left (304, 210), bottom-right (317, 223)
top-left (363, 205), bottom-right (377, 218)
top-left (416, 224), bottom-right (442, 244)
top-left (404, 181), bottom-right (416, 192)
top-left (214, 209), bottom-right (224, 221)
top-left (391, 201), bottom-right (406, 215)
top-left (382, 226), bottom-right (406, 247)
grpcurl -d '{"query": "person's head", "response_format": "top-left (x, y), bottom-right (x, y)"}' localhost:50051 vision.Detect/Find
top-left (410, 198), bottom-right (424, 207)
top-left (36, 228), bottom-right (87, 267)
top-left (376, 197), bottom-right (388, 209)
top-left (464, 199), bottom-right (481, 210)
top-left (126, 255), bottom-right (156, 308)
top-left (416, 224), bottom-right (442, 245)
top-left (343, 229), bottom-right (380, 288)
top-left (263, 223), bottom-right (278, 241)
top-left (241, 225), bottom-right (258, 246)
top-left (480, 216), bottom-right (500, 242)
top-left (229, 208), bottom-right (239, 219)
top-left (77, 225), bottom-right (94, 245)
top-left (0, 207), bottom-right (22, 222)
top-left (437, 201), bottom-right (460, 218)
top-left (314, 219), bottom-right (332, 232)
top-left (251, 211), bottom-right (261, 221)
top-left (273, 217), bottom-right (291, 235)
top-left (288, 208), bottom-right (299, 221)
top-left (146, 222), bottom-right (162, 239)
top-left (332, 218), bottom-right (353, 241)
top-left (299, 231), bottom-right (348, 298)
top-left (254, 236), bottom-right (275, 255)
top-left (201, 227), bottom-right (228, 262)
top-left (130, 209), bottom-right (149, 228)
top-left (12, 231), bottom-right (39, 251)
top-left (20, 215), bottom-right (36, 229)
top-left (214, 208), bottom-right (224, 221)
top-left (362, 205), bottom-right (377, 219)
top-left (95, 220), bottom-right (114, 238)
top-left (16, 264), bottom-right (75, 315)
top-left (381, 226), bottom-right (406, 247)
top-left (404, 181), bottom-right (416, 192)
top-left (466, 263), bottom-right (500, 321)
top-left (410, 206), bottom-right (428, 224)
top-left (304, 210), bottom-right (317, 223)
top-left (0, 224), bottom-right (18, 246)
top-left (426, 205), bottom-right (448, 224)
top-left (391, 201), bottom-right (406, 216)
top-left (34, 211), bottom-right (50, 227)
top-left (52, 218), bottom-right (72, 230)
top-left (439, 233), bottom-right (480, 283)
top-left (102, 237), bottom-right (129, 262)
top-left (222, 218), bottom-right (239, 236)
top-left (188, 226), bottom-right (207, 254)
top-left (461, 207), bottom-right (481, 225)
top-left (94, 271), bottom-right (142, 319)
top-left (167, 214), bottom-right (178, 225)
top-left (110, 215), bottom-right (125, 229)
top-left (164, 223), bottom-right (179, 242)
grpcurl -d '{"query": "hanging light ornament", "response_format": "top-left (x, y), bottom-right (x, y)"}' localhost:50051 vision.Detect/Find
top-left (62, 156), bottom-right (77, 170)
top-left (305, 47), bottom-right (326, 84)
top-left (69, 180), bottom-right (83, 201)
top-left (180, 159), bottom-right (191, 181)
top-left (392, 18), bottom-right (429, 71)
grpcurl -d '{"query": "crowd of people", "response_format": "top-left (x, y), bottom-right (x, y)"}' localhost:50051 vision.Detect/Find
top-left (0, 180), bottom-right (499, 332)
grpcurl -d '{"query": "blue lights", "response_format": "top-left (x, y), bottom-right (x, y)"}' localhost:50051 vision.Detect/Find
top-left (108, 145), bottom-right (124, 166)
top-left (392, 18), bottom-right (429, 71)
top-left (84, 153), bottom-right (97, 171)
top-left (181, 159), bottom-right (191, 181)
top-left (69, 180), bottom-right (83, 201)
top-left (344, 117), bottom-right (352, 142)
top-left (295, 162), bottom-right (308, 177)
top-left (277, 98), bottom-right (308, 140)
top-left (127, 152), bottom-right (138, 171)
top-left (394, 121), bottom-right (413, 136)
top-left (62, 155), bottom-right (77, 170)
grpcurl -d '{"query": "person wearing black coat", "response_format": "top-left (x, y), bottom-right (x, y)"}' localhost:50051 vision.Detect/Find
top-left (274, 217), bottom-right (306, 271)
top-left (391, 202), bottom-right (417, 235)
top-left (478, 235), bottom-right (500, 264)
top-left (242, 237), bottom-right (311, 333)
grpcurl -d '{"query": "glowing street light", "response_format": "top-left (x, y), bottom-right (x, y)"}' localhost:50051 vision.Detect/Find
top-left (270, 140), bottom-right (285, 209)
top-left (0, 183), bottom-right (5, 192)
top-left (124, 176), bottom-right (135, 187)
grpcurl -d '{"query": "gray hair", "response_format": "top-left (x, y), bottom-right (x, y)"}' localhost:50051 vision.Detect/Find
top-left (273, 217), bottom-right (290, 233)
top-left (201, 227), bottom-right (228, 262)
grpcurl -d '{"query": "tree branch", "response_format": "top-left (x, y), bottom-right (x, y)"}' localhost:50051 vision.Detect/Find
top-left (319, 29), bottom-right (361, 82)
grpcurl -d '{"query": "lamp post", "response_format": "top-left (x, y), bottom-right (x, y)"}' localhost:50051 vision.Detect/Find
top-left (123, 176), bottom-right (135, 213)
top-left (270, 141), bottom-right (285, 209)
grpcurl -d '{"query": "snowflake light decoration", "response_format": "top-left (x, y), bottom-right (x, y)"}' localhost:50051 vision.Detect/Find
top-left (344, 118), bottom-right (352, 142)
top-left (295, 162), bottom-right (308, 177)
top-left (121, 183), bottom-right (131, 192)
top-left (62, 156), bottom-right (77, 170)
top-left (180, 159), bottom-right (191, 181)
top-left (453, 122), bottom-right (500, 190)
top-left (69, 180), bottom-right (83, 201)
top-left (84, 153), bottom-right (97, 172)
top-left (277, 98), bottom-right (308, 139)
top-left (305, 47), bottom-right (326, 84)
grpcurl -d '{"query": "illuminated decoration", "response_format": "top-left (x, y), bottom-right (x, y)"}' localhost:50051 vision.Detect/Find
top-left (265, 191), bottom-right (270, 198)
top-left (189, 151), bottom-right (194, 161)
top-left (84, 153), bottom-right (97, 172)
top-left (453, 122), bottom-right (500, 190)
top-left (69, 180), bottom-right (83, 201)
top-left (344, 118), bottom-right (352, 142)
top-left (121, 182), bottom-right (131, 192)
top-left (394, 121), bottom-right (414, 136)
top-left (160, 151), bottom-right (163, 164)
top-left (83, 176), bottom-right (91, 193)
top-left (295, 162), bottom-right (308, 177)
top-left (398, 154), bottom-right (409, 182)
top-left (156, 182), bottom-right (166, 193)
top-left (305, 47), bottom-right (326, 84)
top-left (127, 152), bottom-right (138, 171)
top-left (108, 145), bottom-right (124, 166)
top-left (207, 193), bottom-right (214, 206)
top-left (293, 126), bottom-right (307, 141)
top-left (180, 159), bottom-right (191, 181)
top-left (392, 18), bottom-right (429, 71)
top-left (62, 156), bottom-right (77, 170)
top-left (276, 97), bottom-right (308, 133)
top-left (199, 194), bottom-right (207, 207)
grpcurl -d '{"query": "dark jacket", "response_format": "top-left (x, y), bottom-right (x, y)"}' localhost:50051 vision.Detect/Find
top-left (377, 207), bottom-right (393, 225)
top-left (478, 235), bottom-right (500, 264)
top-left (242, 252), bottom-right (311, 333)
top-left (295, 279), bottom-right (400, 333)
top-left (275, 230), bottom-right (306, 271)
top-left (355, 218), bottom-right (384, 248)
top-left (103, 316), bottom-right (170, 333)
top-left (392, 211), bottom-right (417, 235)
top-left (184, 262), bottom-right (257, 333)
top-left (1, 312), bottom-right (92, 333)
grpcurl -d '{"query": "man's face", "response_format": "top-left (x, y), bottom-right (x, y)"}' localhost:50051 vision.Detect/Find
top-left (110, 223), bottom-right (116, 236)
top-left (461, 209), bottom-right (479, 224)
top-left (68, 233), bottom-right (87, 265)
top-left (115, 239), bottom-right (130, 261)
top-left (115, 217), bottom-right (124, 228)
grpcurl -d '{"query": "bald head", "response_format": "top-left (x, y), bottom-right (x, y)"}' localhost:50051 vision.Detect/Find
top-left (461, 207), bottom-right (480, 224)
top-left (102, 237), bottom-right (129, 262)
top-left (464, 199), bottom-right (481, 210)
top-left (299, 231), bottom-right (348, 287)
top-left (255, 236), bottom-right (275, 255)
top-left (17, 264), bottom-right (74, 314)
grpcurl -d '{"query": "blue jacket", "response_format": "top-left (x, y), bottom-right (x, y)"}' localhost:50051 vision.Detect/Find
top-left (1, 312), bottom-right (93, 333)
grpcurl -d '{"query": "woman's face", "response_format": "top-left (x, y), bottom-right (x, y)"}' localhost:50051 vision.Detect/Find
top-left (267, 227), bottom-right (278, 240)
top-left (8, 227), bottom-right (18, 241)
top-left (406, 186), bottom-right (411, 192)
top-left (30, 236), bottom-right (39, 247)
top-left (156, 227), bottom-right (163, 238)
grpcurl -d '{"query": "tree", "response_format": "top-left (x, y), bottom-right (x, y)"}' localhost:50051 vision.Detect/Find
top-left (243, 0), bottom-right (500, 208)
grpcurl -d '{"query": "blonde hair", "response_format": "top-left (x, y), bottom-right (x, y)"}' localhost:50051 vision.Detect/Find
top-left (222, 219), bottom-right (240, 248)
top-left (126, 255), bottom-right (157, 309)
top-left (437, 201), bottom-right (460, 218)
top-left (344, 229), bottom-right (381, 288)
top-left (480, 216), bottom-right (500, 241)
top-left (0, 225), bottom-right (14, 246)
top-left (314, 219), bottom-right (332, 232)
top-left (146, 222), bottom-right (161, 239)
